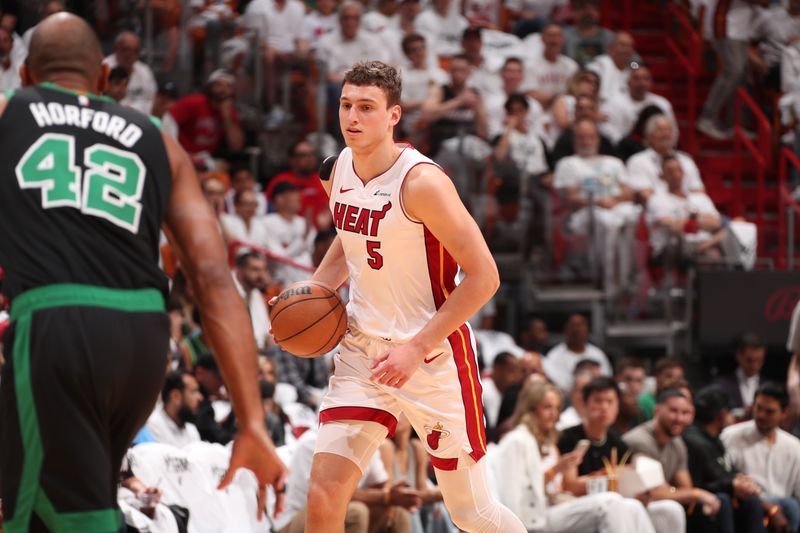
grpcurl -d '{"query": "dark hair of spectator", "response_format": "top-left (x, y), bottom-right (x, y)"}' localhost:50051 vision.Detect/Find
top-left (195, 353), bottom-right (220, 374)
top-left (288, 139), bottom-right (311, 157)
top-left (631, 106), bottom-right (665, 137)
top-left (656, 388), bottom-right (688, 405)
top-left (450, 53), bottom-right (471, 64)
top-left (656, 377), bottom-right (689, 398)
top-left (462, 27), bottom-right (482, 41)
top-left (108, 65), bottom-right (130, 83)
top-left (493, 352), bottom-right (517, 368)
top-left (693, 386), bottom-right (730, 424)
top-left (314, 227), bottom-right (338, 245)
top-left (343, 61), bottom-right (402, 107)
top-left (654, 355), bottom-right (684, 376)
top-left (615, 356), bottom-right (645, 375)
top-left (401, 33), bottom-right (426, 55)
top-left (162, 371), bottom-right (188, 404)
top-left (502, 57), bottom-right (523, 69)
top-left (235, 250), bottom-right (266, 269)
top-left (582, 376), bottom-right (620, 403)
top-left (755, 382), bottom-right (789, 409)
top-left (504, 93), bottom-right (529, 113)
top-left (736, 333), bottom-right (764, 352)
top-left (574, 358), bottom-right (601, 376)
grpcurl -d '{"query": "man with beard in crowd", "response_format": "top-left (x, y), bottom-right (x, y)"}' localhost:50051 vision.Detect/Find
top-left (145, 371), bottom-right (203, 448)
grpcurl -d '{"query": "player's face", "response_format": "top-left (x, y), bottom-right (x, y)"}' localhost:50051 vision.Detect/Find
top-left (339, 83), bottom-right (401, 150)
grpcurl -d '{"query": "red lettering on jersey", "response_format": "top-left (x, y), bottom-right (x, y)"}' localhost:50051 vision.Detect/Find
top-left (353, 208), bottom-right (370, 235)
top-left (369, 201), bottom-right (392, 237)
top-left (333, 202), bottom-right (347, 229)
top-left (343, 205), bottom-right (359, 232)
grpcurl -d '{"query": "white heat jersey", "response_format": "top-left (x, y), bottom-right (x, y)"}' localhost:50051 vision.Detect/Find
top-left (330, 145), bottom-right (457, 342)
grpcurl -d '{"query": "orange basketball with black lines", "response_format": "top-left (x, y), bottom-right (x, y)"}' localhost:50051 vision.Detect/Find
top-left (269, 280), bottom-right (347, 358)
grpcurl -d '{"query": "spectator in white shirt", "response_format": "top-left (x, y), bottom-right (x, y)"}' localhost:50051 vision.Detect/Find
top-left (553, 119), bottom-right (635, 291)
top-left (524, 23), bottom-right (579, 110)
top-left (363, 0), bottom-right (400, 33)
top-left (462, 27), bottom-right (502, 98)
top-left (234, 251), bottom-right (272, 349)
top-left (712, 333), bottom-right (766, 414)
top-left (0, 26), bottom-right (21, 92)
top-left (626, 114), bottom-right (704, 204)
top-left (224, 165), bottom-right (268, 216)
top-left (646, 156), bottom-right (723, 263)
top-left (220, 189), bottom-right (270, 248)
top-left (601, 65), bottom-right (676, 145)
top-left (146, 371), bottom-right (203, 448)
top-left (543, 313), bottom-right (612, 393)
top-left (245, 0), bottom-right (309, 111)
top-left (563, 0), bottom-right (614, 67)
top-left (399, 33), bottom-right (448, 143)
top-left (22, 0), bottom-right (65, 49)
top-left (504, 0), bottom-right (565, 39)
top-left (103, 31), bottom-right (158, 116)
top-left (556, 361), bottom-right (599, 431)
top-left (721, 383), bottom-right (800, 532)
top-left (263, 181), bottom-right (316, 286)
top-left (414, 0), bottom-right (468, 58)
top-left (483, 352), bottom-right (523, 429)
top-left (587, 31), bottom-right (636, 103)
top-left (303, 0), bottom-right (338, 52)
top-left (696, 0), bottom-right (758, 140)
top-left (750, 1), bottom-right (800, 93)
top-left (485, 57), bottom-right (545, 139)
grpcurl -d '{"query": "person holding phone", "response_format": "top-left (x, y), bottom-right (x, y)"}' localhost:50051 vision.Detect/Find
top-left (492, 379), bottom-right (655, 532)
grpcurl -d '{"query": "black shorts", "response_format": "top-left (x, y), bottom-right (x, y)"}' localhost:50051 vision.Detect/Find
top-left (0, 284), bottom-right (169, 533)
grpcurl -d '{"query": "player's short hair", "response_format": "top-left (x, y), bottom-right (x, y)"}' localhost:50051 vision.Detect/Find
top-left (343, 61), bottom-right (402, 107)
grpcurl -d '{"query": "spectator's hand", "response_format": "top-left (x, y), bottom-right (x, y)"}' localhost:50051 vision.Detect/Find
top-left (389, 482), bottom-right (423, 511)
top-left (459, 90), bottom-right (480, 109)
top-left (555, 450), bottom-right (585, 473)
top-left (220, 424), bottom-right (288, 520)
top-left (732, 474), bottom-right (760, 499)
top-left (698, 489), bottom-right (721, 515)
top-left (370, 341), bottom-right (427, 388)
top-left (219, 98), bottom-right (235, 119)
top-left (768, 507), bottom-right (791, 533)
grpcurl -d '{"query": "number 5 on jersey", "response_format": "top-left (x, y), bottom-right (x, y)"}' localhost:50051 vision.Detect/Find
top-left (366, 240), bottom-right (383, 270)
top-left (16, 132), bottom-right (146, 234)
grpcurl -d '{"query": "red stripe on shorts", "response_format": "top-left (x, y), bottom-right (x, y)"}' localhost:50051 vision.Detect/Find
top-left (447, 324), bottom-right (487, 463)
top-left (319, 406), bottom-right (398, 438)
top-left (429, 455), bottom-right (459, 471)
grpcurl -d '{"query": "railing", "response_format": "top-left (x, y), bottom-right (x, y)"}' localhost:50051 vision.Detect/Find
top-left (733, 88), bottom-right (772, 225)
top-left (664, 2), bottom-right (702, 156)
top-left (778, 148), bottom-right (800, 270)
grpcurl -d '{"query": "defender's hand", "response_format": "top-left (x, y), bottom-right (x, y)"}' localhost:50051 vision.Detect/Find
top-left (370, 342), bottom-right (426, 389)
top-left (219, 425), bottom-right (288, 520)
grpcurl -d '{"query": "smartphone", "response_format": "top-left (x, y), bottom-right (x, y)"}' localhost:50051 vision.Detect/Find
top-left (574, 439), bottom-right (591, 455)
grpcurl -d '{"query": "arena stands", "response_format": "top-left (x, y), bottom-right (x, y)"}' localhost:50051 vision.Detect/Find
top-left (3, 1), bottom-right (800, 532)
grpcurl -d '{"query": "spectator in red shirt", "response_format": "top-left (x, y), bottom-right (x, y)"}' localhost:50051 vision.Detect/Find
top-left (266, 140), bottom-right (331, 229)
top-left (165, 69), bottom-right (245, 165)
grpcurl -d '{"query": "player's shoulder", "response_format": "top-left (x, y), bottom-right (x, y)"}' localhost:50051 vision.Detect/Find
top-left (404, 159), bottom-right (450, 190)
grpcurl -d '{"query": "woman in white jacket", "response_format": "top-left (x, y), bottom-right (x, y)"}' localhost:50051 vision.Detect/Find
top-left (491, 379), bottom-right (655, 533)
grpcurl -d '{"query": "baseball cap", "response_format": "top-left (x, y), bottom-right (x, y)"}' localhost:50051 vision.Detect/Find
top-left (207, 69), bottom-right (235, 86)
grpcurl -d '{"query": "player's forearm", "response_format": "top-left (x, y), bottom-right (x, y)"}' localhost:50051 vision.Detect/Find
top-left (312, 234), bottom-right (349, 289)
top-left (410, 268), bottom-right (499, 353)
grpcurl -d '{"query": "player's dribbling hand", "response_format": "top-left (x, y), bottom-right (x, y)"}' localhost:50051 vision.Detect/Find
top-left (370, 342), bottom-right (426, 388)
top-left (219, 424), bottom-right (289, 521)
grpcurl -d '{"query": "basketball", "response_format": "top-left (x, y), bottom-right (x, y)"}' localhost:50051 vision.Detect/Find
top-left (269, 280), bottom-right (347, 358)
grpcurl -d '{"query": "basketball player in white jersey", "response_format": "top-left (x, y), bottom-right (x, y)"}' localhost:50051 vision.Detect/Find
top-left (304, 61), bottom-right (526, 532)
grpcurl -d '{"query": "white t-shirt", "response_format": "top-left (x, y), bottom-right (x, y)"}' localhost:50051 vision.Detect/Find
top-left (524, 53), bottom-right (579, 98)
top-left (600, 91), bottom-right (677, 143)
top-left (504, 0), bottom-right (566, 16)
top-left (542, 342), bottom-right (612, 392)
top-left (401, 64), bottom-right (449, 130)
top-left (626, 149), bottom-right (704, 194)
top-left (646, 191), bottom-right (719, 254)
top-left (587, 54), bottom-right (629, 103)
top-left (262, 213), bottom-right (316, 285)
top-left (752, 6), bottom-right (800, 67)
top-left (0, 58), bottom-right (21, 92)
top-left (317, 30), bottom-right (392, 79)
top-left (554, 154), bottom-right (629, 199)
top-left (702, 0), bottom-right (756, 41)
top-left (721, 420), bottom-right (800, 499)
top-left (224, 189), bottom-right (268, 217)
top-left (414, 8), bottom-right (469, 57)
top-left (245, 0), bottom-right (306, 53)
top-left (504, 128), bottom-right (549, 178)
top-left (303, 11), bottom-right (338, 51)
top-left (468, 58), bottom-right (504, 99)
top-left (145, 406), bottom-right (202, 448)
top-left (220, 213), bottom-right (270, 248)
top-left (362, 11), bottom-right (400, 34)
top-left (103, 55), bottom-right (157, 116)
top-left (233, 274), bottom-right (271, 349)
top-left (485, 92), bottom-right (545, 139)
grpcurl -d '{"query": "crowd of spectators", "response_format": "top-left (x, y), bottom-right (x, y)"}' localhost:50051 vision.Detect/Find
top-left (2, 0), bottom-right (800, 532)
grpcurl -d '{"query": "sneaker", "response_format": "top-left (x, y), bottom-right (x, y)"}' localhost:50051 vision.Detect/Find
top-left (696, 118), bottom-right (733, 140)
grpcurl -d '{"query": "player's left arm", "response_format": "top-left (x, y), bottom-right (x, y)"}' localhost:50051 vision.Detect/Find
top-left (370, 164), bottom-right (499, 388)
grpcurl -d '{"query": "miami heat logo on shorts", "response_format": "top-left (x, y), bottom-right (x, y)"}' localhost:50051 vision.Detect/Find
top-left (424, 422), bottom-right (451, 450)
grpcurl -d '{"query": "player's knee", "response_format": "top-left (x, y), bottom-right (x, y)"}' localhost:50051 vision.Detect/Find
top-left (307, 478), bottom-right (348, 523)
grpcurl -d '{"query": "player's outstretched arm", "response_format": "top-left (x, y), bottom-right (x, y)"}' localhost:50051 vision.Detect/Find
top-left (161, 132), bottom-right (287, 518)
top-left (370, 164), bottom-right (499, 388)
